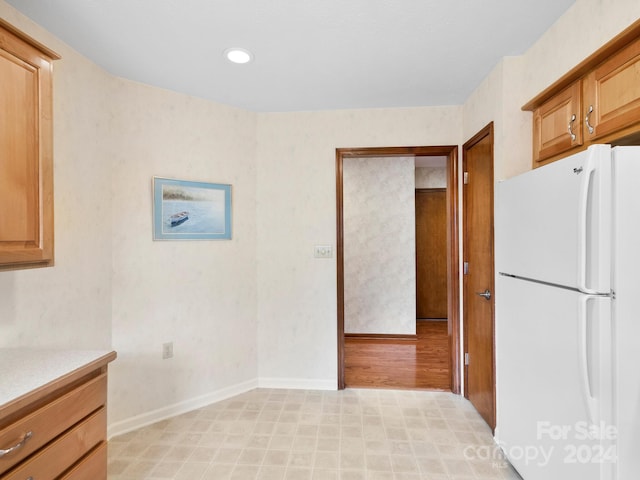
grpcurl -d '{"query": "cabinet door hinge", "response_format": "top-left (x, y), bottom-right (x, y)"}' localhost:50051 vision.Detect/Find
top-left (464, 352), bottom-right (470, 366)
top-left (463, 261), bottom-right (469, 275)
top-left (463, 171), bottom-right (469, 184)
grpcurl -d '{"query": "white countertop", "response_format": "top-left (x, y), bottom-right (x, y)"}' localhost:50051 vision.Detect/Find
top-left (0, 348), bottom-right (115, 408)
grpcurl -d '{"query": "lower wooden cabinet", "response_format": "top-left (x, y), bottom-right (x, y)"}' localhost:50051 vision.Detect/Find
top-left (0, 351), bottom-right (115, 480)
top-left (60, 443), bottom-right (107, 480)
top-left (2, 409), bottom-right (106, 480)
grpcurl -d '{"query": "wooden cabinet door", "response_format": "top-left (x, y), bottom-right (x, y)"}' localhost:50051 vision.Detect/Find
top-left (533, 81), bottom-right (582, 165)
top-left (0, 21), bottom-right (58, 271)
top-left (584, 37), bottom-right (640, 141)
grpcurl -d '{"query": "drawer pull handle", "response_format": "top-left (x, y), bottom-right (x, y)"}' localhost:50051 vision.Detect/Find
top-left (0, 431), bottom-right (33, 457)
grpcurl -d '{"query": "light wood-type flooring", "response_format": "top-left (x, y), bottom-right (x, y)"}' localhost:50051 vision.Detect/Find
top-left (344, 320), bottom-right (451, 390)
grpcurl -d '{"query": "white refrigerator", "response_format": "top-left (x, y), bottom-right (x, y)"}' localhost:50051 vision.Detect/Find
top-left (495, 144), bottom-right (640, 480)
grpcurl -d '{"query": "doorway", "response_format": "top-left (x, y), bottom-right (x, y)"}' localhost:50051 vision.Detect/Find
top-left (336, 146), bottom-right (460, 392)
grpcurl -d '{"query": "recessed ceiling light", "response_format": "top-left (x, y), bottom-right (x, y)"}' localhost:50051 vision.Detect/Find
top-left (224, 48), bottom-right (253, 64)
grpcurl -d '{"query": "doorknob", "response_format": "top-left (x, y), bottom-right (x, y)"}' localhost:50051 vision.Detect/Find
top-left (476, 289), bottom-right (491, 300)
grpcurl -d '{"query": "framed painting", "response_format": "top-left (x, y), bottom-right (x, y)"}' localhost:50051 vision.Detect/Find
top-left (153, 177), bottom-right (232, 240)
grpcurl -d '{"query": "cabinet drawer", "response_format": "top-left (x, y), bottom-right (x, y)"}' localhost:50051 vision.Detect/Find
top-left (0, 374), bottom-right (106, 475)
top-left (1, 408), bottom-right (105, 480)
top-left (59, 442), bottom-right (107, 480)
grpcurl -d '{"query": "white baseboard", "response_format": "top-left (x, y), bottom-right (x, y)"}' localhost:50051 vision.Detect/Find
top-left (258, 377), bottom-right (337, 391)
top-left (107, 378), bottom-right (258, 440)
top-left (107, 376), bottom-right (338, 439)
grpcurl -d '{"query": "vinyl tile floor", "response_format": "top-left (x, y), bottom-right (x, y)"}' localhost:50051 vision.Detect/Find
top-left (107, 388), bottom-right (522, 480)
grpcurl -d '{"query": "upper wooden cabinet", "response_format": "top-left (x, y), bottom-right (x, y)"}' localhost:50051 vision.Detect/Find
top-left (525, 19), bottom-right (640, 167)
top-left (0, 19), bottom-right (59, 271)
top-left (583, 38), bottom-right (640, 141)
top-left (533, 81), bottom-right (583, 164)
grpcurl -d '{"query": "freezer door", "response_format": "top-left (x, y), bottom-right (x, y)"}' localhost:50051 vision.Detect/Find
top-left (496, 276), bottom-right (614, 480)
top-left (495, 144), bottom-right (611, 293)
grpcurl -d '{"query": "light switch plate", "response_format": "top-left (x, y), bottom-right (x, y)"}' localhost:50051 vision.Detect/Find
top-left (314, 245), bottom-right (333, 258)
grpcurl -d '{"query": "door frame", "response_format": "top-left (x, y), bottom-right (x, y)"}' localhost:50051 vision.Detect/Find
top-left (336, 145), bottom-right (460, 392)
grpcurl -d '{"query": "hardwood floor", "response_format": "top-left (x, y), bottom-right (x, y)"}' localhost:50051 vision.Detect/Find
top-left (344, 320), bottom-right (451, 390)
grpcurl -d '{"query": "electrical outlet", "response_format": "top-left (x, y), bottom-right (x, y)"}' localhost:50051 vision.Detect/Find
top-left (314, 245), bottom-right (333, 258)
top-left (162, 342), bottom-right (173, 359)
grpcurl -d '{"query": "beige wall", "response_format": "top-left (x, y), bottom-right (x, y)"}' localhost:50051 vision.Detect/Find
top-left (343, 156), bottom-right (416, 335)
top-left (464, 0), bottom-right (640, 181)
top-left (461, 0), bottom-right (640, 442)
top-left (0, 1), bottom-right (259, 433)
top-left (255, 106), bottom-right (462, 386)
top-left (2, 0), bottom-right (640, 434)
top-left (415, 167), bottom-right (447, 188)
top-left (0, 3), bottom-right (113, 350)
top-left (0, 0), bottom-right (463, 427)
top-left (108, 79), bottom-right (258, 427)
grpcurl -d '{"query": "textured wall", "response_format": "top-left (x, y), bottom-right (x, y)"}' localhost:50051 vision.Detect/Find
top-left (460, 0), bottom-right (640, 444)
top-left (0, 2), bottom-right (113, 350)
top-left (255, 106), bottom-right (462, 385)
top-left (464, 0), bottom-right (640, 181)
top-left (3, 0), bottom-right (639, 433)
top-left (415, 167), bottom-right (447, 189)
top-left (343, 157), bottom-right (416, 335)
top-left (108, 80), bottom-right (258, 425)
top-left (0, 1), bottom-right (259, 429)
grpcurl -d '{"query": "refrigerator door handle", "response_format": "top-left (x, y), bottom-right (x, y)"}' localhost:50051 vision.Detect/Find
top-left (577, 151), bottom-right (598, 294)
top-left (578, 295), bottom-right (598, 425)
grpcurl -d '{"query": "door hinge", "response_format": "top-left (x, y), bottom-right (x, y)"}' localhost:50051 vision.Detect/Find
top-left (463, 261), bottom-right (469, 275)
top-left (463, 171), bottom-right (469, 184)
top-left (464, 352), bottom-right (470, 366)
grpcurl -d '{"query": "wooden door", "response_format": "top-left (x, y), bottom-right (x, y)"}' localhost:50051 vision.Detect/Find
top-left (463, 123), bottom-right (496, 430)
top-left (415, 189), bottom-right (447, 319)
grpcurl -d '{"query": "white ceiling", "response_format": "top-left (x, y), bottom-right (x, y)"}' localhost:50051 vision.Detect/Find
top-left (6, 0), bottom-right (575, 113)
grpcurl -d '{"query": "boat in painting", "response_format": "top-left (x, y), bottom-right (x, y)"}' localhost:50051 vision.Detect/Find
top-left (169, 211), bottom-right (189, 227)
